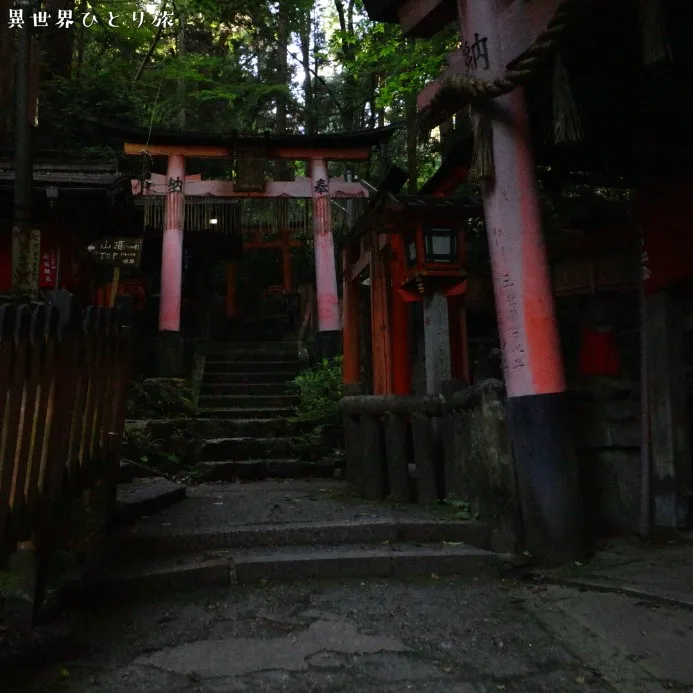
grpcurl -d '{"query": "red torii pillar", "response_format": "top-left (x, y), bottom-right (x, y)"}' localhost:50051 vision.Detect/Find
top-left (311, 157), bottom-right (341, 358)
top-left (455, 0), bottom-right (586, 561)
top-left (160, 154), bottom-right (185, 331)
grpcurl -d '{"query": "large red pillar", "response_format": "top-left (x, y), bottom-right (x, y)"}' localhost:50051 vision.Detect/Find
top-left (459, 0), bottom-right (586, 562)
top-left (390, 235), bottom-right (411, 394)
top-left (342, 248), bottom-right (361, 386)
top-left (311, 157), bottom-right (341, 358)
top-left (159, 155), bottom-right (185, 331)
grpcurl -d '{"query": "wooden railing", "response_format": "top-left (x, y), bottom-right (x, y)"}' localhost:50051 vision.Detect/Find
top-left (340, 381), bottom-right (521, 548)
top-left (0, 299), bottom-right (133, 571)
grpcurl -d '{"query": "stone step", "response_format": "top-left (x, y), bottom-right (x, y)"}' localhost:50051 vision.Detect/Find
top-left (204, 361), bottom-right (302, 375)
top-left (119, 460), bottom-right (160, 483)
top-left (198, 394), bottom-right (299, 409)
top-left (114, 478), bottom-right (186, 526)
top-left (73, 543), bottom-right (512, 601)
top-left (194, 417), bottom-right (291, 437)
top-left (200, 383), bottom-right (292, 396)
top-left (202, 371), bottom-right (298, 384)
top-left (199, 437), bottom-right (294, 462)
top-left (206, 351), bottom-right (300, 364)
top-left (201, 459), bottom-right (335, 482)
top-left (111, 518), bottom-right (492, 560)
top-left (196, 407), bottom-right (296, 420)
top-left (207, 342), bottom-right (298, 353)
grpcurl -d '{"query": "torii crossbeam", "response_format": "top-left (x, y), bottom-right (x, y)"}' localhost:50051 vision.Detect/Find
top-left (117, 125), bottom-right (399, 351)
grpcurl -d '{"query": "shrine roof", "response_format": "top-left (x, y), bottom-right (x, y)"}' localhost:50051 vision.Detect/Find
top-left (94, 120), bottom-right (403, 158)
top-left (0, 157), bottom-right (130, 195)
top-left (361, 0), bottom-right (400, 22)
top-left (362, 0), bottom-right (456, 37)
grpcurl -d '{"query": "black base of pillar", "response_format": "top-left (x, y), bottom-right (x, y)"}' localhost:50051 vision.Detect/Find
top-left (315, 330), bottom-right (342, 361)
top-left (507, 391), bottom-right (589, 566)
top-left (157, 330), bottom-right (185, 378)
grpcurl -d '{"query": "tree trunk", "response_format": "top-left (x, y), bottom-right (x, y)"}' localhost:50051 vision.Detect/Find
top-left (0, 0), bottom-right (13, 135)
top-left (406, 46), bottom-right (418, 195)
top-left (177, 5), bottom-right (186, 128)
top-left (299, 9), bottom-right (315, 134)
top-left (334, 0), bottom-right (358, 130)
top-left (275, 1), bottom-right (291, 180)
top-left (43, 0), bottom-right (74, 79)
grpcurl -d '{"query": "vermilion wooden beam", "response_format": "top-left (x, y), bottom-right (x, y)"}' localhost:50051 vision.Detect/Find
top-left (132, 178), bottom-right (368, 198)
top-left (342, 248), bottom-right (361, 386)
top-left (124, 143), bottom-right (372, 160)
top-left (390, 235), bottom-right (411, 395)
top-left (370, 234), bottom-right (393, 395)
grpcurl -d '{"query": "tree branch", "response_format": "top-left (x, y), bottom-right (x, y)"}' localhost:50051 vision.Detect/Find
top-left (133, 0), bottom-right (167, 83)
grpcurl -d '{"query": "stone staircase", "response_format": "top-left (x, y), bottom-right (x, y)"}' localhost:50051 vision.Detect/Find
top-left (71, 481), bottom-right (516, 602)
top-left (196, 341), bottom-right (335, 482)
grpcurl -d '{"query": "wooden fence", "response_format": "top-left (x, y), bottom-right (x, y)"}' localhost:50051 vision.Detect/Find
top-left (340, 380), bottom-right (521, 548)
top-left (0, 299), bottom-right (133, 572)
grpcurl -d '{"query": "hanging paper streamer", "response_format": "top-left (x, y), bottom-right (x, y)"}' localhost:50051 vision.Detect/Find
top-left (469, 110), bottom-right (494, 182)
top-left (552, 54), bottom-right (583, 144)
top-left (639, 0), bottom-right (672, 65)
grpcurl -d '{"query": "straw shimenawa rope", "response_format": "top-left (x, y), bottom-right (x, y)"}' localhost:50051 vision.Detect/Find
top-left (417, 0), bottom-right (590, 133)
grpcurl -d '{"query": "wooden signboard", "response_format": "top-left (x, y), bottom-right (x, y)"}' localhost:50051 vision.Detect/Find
top-left (87, 237), bottom-right (143, 308)
top-left (87, 238), bottom-right (143, 268)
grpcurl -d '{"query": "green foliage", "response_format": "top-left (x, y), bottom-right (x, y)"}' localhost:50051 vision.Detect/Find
top-left (33, 0), bottom-right (459, 193)
top-left (289, 356), bottom-right (344, 425)
top-left (122, 421), bottom-right (189, 475)
top-left (437, 499), bottom-right (480, 521)
top-left (0, 570), bottom-right (30, 600)
top-left (126, 378), bottom-right (196, 419)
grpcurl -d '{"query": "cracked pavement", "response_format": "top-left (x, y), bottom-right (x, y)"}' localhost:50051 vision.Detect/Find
top-left (7, 575), bottom-right (693, 692)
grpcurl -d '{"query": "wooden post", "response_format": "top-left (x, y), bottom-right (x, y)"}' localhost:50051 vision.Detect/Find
top-left (310, 157), bottom-right (340, 357)
top-left (109, 267), bottom-right (120, 309)
top-left (458, 0), bottom-right (586, 561)
top-left (411, 412), bottom-right (438, 503)
top-left (384, 412), bottom-right (410, 501)
top-left (159, 154), bottom-right (185, 331)
top-left (645, 291), bottom-right (692, 527)
top-left (370, 234), bottom-right (392, 395)
top-left (225, 261), bottom-right (237, 318)
top-left (390, 235), bottom-right (411, 395)
top-left (361, 413), bottom-right (385, 500)
top-left (344, 414), bottom-right (362, 487)
top-left (342, 247), bottom-right (361, 385)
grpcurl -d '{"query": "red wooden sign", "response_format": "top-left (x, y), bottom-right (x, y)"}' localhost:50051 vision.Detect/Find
top-left (39, 250), bottom-right (57, 288)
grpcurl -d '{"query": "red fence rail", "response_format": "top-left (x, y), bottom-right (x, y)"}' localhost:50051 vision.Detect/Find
top-left (0, 299), bottom-right (133, 568)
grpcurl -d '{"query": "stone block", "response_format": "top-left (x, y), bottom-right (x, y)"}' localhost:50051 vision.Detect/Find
top-left (579, 449), bottom-right (641, 536)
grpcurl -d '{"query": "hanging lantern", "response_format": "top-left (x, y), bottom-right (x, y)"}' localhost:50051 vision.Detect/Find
top-left (375, 194), bottom-right (477, 302)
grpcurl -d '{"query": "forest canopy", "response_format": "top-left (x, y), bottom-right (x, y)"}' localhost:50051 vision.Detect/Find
top-left (18, 0), bottom-right (461, 187)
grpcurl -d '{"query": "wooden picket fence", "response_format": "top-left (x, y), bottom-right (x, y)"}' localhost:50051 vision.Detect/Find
top-left (340, 381), bottom-right (521, 550)
top-left (0, 300), bottom-right (133, 569)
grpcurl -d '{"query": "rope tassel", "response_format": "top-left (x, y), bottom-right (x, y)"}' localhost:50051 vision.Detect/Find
top-left (552, 54), bottom-right (583, 144)
top-left (469, 109), bottom-right (494, 182)
top-left (639, 0), bottom-right (672, 65)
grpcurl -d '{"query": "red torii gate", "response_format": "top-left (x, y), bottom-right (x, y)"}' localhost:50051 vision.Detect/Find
top-left (363, 0), bottom-right (587, 562)
top-left (121, 128), bottom-right (396, 348)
